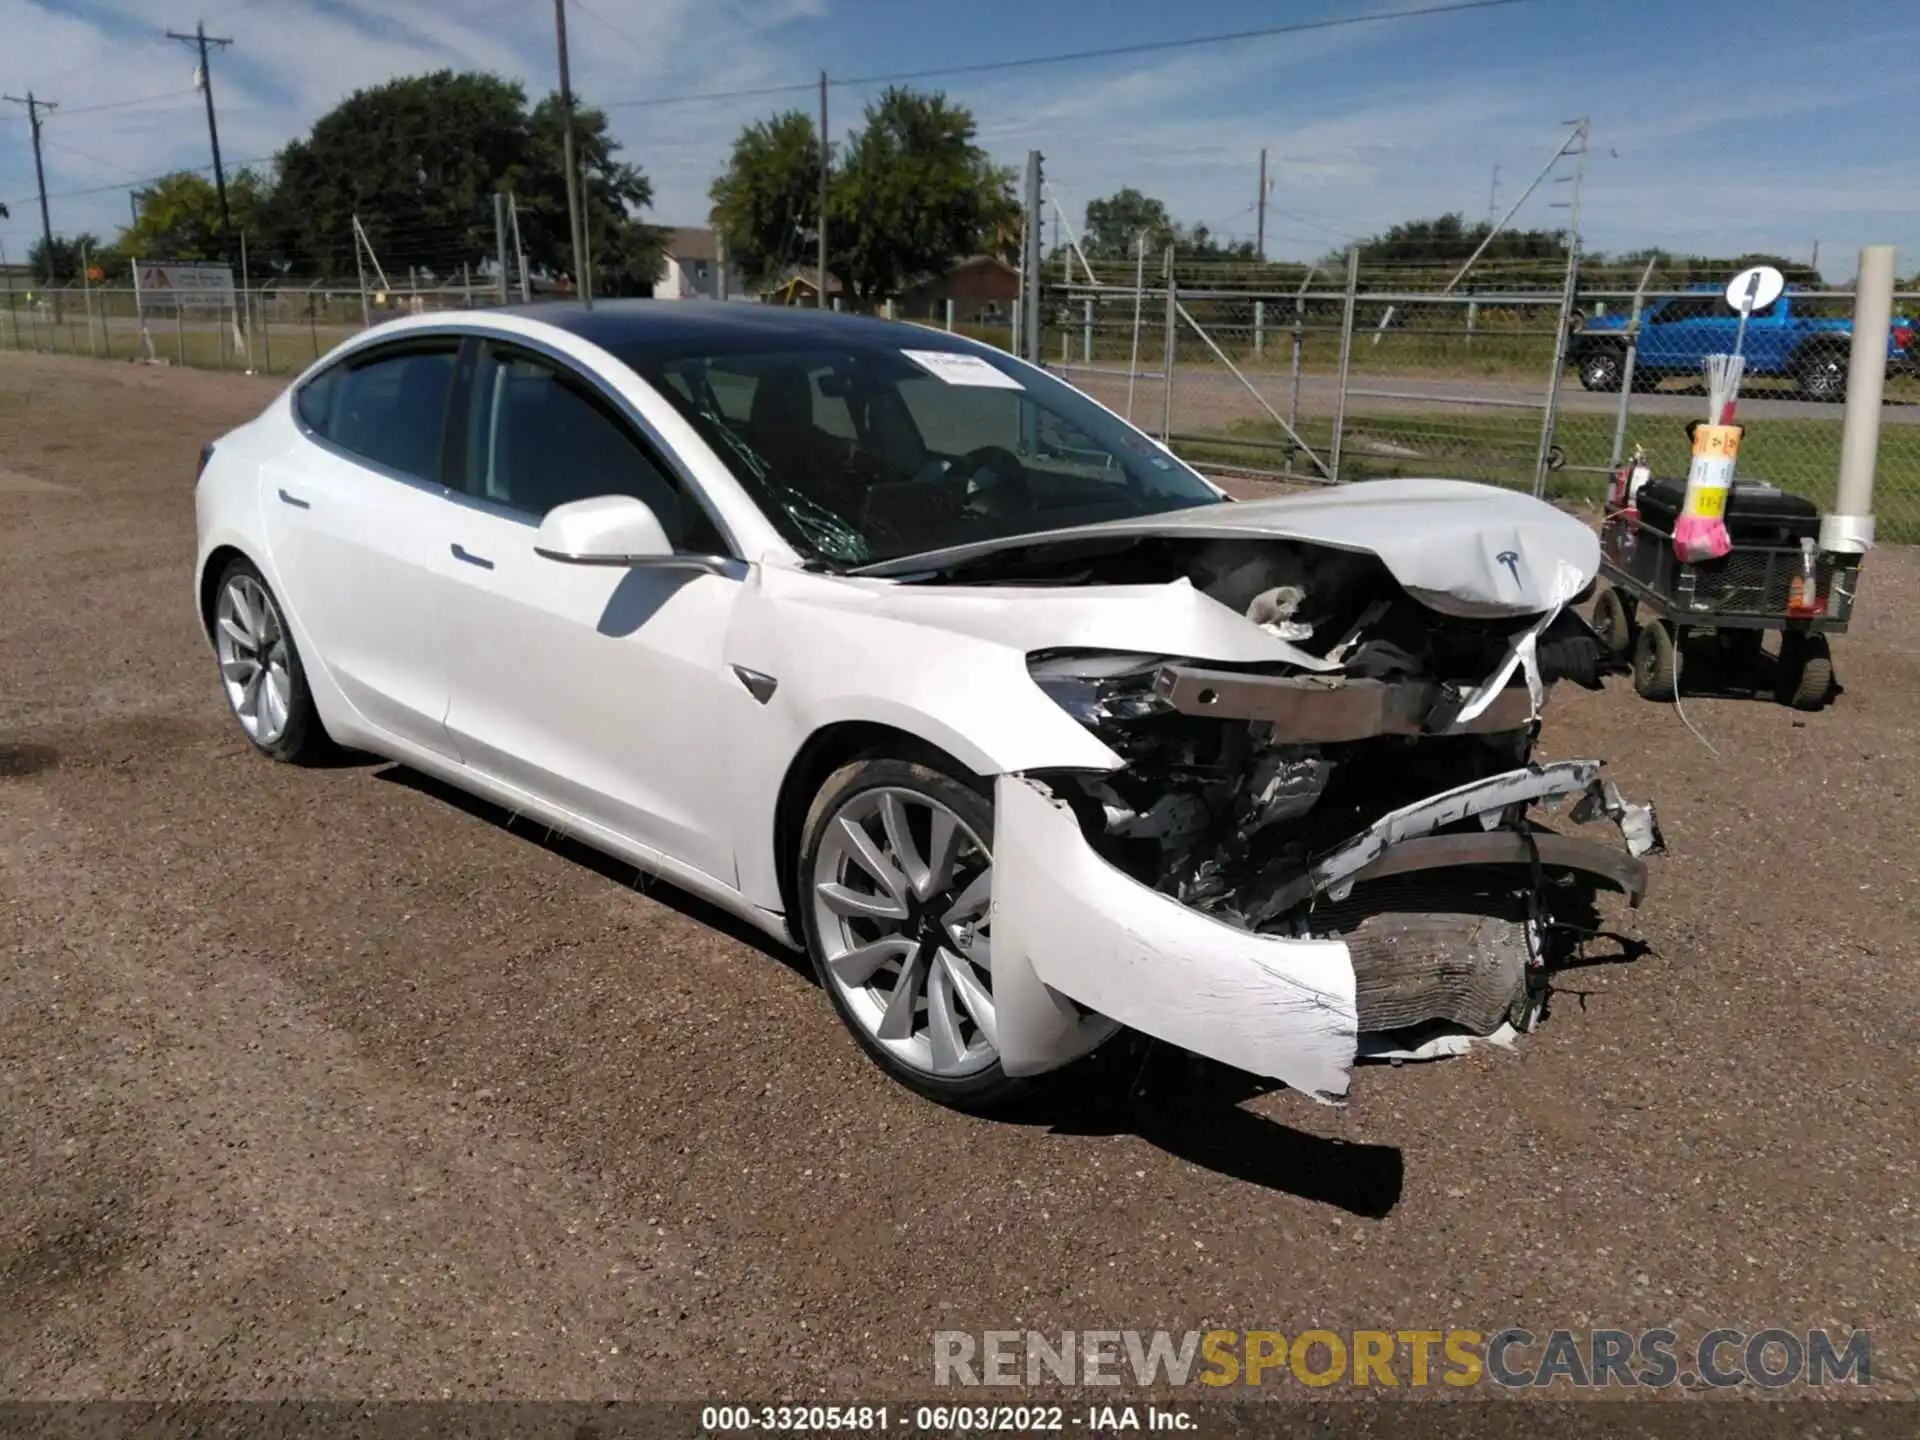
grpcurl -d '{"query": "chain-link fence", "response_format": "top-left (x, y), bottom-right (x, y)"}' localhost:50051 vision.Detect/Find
top-left (1035, 256), bottom-right (1920, 542)
top-left (4, 224), bottom-right (1915, 541)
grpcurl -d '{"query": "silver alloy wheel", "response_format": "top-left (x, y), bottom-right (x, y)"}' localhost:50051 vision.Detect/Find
top-left (215, 573), bottom-right (294, 746)
top-left (810, 786), bottom-right (998, 1079)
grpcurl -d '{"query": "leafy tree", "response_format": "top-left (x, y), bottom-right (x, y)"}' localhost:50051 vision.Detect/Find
top-left (118, 170), bottom-right (268, 268)
top-left (709, 111), bottom-right (822, 289)
top-left (709, 86), bottom-right (1012, 303)
top-left (1082, 188), bottom-right (1173, 258)
top-left (27, 232), bottom-right (109, 283)
top-left (1346, 212), bottom-right (1566, 268)
top-left (267, 70), bottom-right (663, 292)
top-left (828, 88), bottom-right (1012, 304)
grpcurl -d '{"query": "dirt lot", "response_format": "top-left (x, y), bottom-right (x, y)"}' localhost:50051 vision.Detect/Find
top-left (1, 351), bottom-right (1915, 1403)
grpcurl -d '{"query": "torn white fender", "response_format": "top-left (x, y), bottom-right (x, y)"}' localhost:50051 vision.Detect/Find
top-left (991, 775), bottom-right (1359, 1102)
top-left (1449, 557), bottom-right (1590, 728)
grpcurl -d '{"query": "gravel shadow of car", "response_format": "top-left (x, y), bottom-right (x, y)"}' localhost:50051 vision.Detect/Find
top-left (378, 762), bottom-right (1407, 1217)
top-left (373, 764), bottom-right (808, 975)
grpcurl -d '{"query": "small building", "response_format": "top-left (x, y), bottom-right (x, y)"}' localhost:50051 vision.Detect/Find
top-left (898, 255), bottom-right (1020, 323)
top-left (655, 227), bottom-right (722, 300)
top-left (760, 271), bottom-right (844, 308)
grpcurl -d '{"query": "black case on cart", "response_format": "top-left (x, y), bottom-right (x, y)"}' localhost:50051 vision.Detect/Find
top-left (1635, 478), bottom-right (1821, 546)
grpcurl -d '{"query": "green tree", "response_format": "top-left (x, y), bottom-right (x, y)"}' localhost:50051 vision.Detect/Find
top-left (828, 87), bottom-right (1012, 304)
top-left (267, 70), bottom-right (663, 292)
top-left (27, 232), bottom-right (109, 283)
top-left (1082, 188), bottom-right (1173, 258)
top-left (709, 110), bottom-right (822, 289)
top-left (709, 86), bottom-right (1012, 303)
top-left (118, 170), bottom-right (268, 266)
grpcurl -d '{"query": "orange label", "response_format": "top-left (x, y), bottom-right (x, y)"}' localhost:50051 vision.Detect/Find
top-left (1692, 424), bottom-right (1743, 461)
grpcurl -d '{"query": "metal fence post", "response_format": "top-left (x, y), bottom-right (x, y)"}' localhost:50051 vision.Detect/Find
top-left (1254, 299), bottom-right (1265, 359)
top-left (1124, 234), bottom-right (1146, 422)
top-left (1160, 247), bottom-right (1177, 444)
top-left (1608, 256), bottom-right (1658, 469)
top-left (1082, 297), bottom-right (1093, 363)
top-left (1330, 247), bottom-right (1358, 482)
top-left (81, 247), bottom-right (97, 357)
top-left (1289, 267), bottom-right (1314, 445)
top-left (494, 191), bottom-right (510, 306)
top-left (1828, 245), bottom-right (1898, 552)
top-left (944, 298), bottom-right (955, 332)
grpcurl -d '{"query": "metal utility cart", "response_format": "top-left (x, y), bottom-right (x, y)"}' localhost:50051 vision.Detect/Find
top-left (1591, 494), bottom-right (1860, 711)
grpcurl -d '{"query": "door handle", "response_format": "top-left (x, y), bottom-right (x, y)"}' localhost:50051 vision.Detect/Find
top-left (277, 488), bottom-right (311, 509)
top-left (451, 542), bottom-right (494, 570)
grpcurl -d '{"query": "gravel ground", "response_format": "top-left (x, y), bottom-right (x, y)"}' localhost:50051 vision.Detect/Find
top-left (1, 351), bottom-right (1915, 1403)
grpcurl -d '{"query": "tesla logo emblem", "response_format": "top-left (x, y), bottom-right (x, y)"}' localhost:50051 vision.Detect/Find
top-left (1497, 551), bottom-right (1522, 584)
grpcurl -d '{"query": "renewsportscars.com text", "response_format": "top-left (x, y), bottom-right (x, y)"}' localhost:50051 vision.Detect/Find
top-left (933, 1328), bottom-right (1872, 1390)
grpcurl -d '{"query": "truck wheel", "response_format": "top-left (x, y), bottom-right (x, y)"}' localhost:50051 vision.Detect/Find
top-left (1632, 619), bottom-right (1679, 702)
top-left (1579, 350), bottom-right (1624, 392)
top-left (1592, 585), bottom-right (1635, 661)
top-left (1775, 633), bottom-right (1833, 711)
top-left (1796, 344), bottom-right (1848, 403)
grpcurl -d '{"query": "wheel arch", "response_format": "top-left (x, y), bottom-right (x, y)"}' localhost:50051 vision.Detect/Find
top-left (197, 544), bottom-right (252, 643)
top-left (770, 720), bottom-right (985, 938)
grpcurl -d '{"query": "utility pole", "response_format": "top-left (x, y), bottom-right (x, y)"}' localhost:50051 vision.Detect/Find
top-left (129, 190), bottom-right (140, 229)
top-left (817, 71), bottom-right (829, 309)
top-left (166, 21), bottom-right (235, 266)
top-left (1487, 163), bottom-right (1501, 226)
top-left (1811, 239), bottom-right (1821, 276)
top-left (3, 93), bottom-right (59, 311)
top-left (1255, 148), bottom-right (1267, 262)
top-left (552, 0), bottom-right (591, 307)
top-left (1021, 150), bottom-right (1043, 364)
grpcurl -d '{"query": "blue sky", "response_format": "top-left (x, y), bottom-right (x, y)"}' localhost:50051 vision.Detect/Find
top-left (2, 0), bottom-right (1915, 279)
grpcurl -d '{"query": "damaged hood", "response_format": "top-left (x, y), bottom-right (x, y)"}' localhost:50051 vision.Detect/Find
top-left (852, 478), bottom-right (1600, 618)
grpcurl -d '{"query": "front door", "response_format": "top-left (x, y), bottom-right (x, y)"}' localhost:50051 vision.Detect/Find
top-left (436, 339), bottom-right (744, 885)
top-left (262, 337), bottom-right (464, 759)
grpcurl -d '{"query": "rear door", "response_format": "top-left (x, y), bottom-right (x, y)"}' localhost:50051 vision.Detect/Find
top-left (435, 339), bottom-right (746, 883)
top-left (1637, 294), bottom-right (1720, 372)
top-left (262, 337), bottom-right (466, 758)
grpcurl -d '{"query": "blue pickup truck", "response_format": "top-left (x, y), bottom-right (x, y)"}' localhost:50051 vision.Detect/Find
top-left (1568, 285), bottom-right (1913, 400)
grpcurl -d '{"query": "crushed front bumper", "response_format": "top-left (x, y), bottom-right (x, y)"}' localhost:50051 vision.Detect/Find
top-left (990, 764), bottom-right (1662, 1103)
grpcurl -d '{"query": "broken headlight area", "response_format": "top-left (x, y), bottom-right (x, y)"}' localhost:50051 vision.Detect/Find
top-left (1025, 640), bottom-right (1660, 1056)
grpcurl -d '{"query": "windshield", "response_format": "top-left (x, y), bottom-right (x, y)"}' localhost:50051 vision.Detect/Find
top-left (619, 339), bottom-right (1222, 566)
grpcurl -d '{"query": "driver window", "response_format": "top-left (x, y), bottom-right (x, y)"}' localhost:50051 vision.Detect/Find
top-left (460, 343), bottom-right (723, 552)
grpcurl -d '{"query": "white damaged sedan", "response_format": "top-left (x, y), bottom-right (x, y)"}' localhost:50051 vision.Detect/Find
top-left (194, 303), bottom-right (1661, 1108)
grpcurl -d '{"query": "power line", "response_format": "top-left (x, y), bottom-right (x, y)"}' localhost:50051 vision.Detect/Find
top-left (607, 0), bottom-right (1547, 109)
top-left (0, 88), bottom-right (199, 124)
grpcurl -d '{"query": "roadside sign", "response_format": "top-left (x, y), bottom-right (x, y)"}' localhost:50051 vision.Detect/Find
top-left (1725, 264), bottom-right (1785, 316)
top-left (133, 262), bottom-right (236, 311)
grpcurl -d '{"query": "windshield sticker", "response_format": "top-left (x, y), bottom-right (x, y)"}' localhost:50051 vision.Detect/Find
top-left (901, 350), bottom-right (1025, 390)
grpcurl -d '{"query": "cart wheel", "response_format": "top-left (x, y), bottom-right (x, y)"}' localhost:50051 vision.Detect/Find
top-left (1775, 633), bottom-right (1833, 711)
top-left (1592, 585), bottom-right (1636, 661)
top-left (1632, 619), bottom-right (1679, 702)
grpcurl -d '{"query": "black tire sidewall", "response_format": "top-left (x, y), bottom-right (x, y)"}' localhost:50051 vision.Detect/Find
top-left (214, 556), bottom-right (325, 764)
top-left (796, 754), bottom-right (1025, 1109)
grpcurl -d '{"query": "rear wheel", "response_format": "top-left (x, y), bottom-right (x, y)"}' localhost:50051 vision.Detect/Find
top-left (799, 755), bottom-right (1025, 1109)
top-left (212, 558), bottom-right (329, 763)
top-left (1632, 618), bottom-right (1679, 702)
top-left (1591, 585), bottom-right (1635, 661)
top-left (1797, 344), bottom-right (1848, 403)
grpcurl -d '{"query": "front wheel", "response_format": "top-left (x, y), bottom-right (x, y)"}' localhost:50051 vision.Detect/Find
top-left (799, 755), bottom-right (1026, 1109)
top-left (211, 557), bottom-right (329, 763)
top-left (1578, 350), bottom-right (1624, 392)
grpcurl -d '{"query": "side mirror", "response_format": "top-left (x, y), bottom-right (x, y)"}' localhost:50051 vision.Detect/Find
top-left (533, 495), bottom-right (674, 566)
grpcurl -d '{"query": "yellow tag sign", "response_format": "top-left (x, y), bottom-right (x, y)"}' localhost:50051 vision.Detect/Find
top-left (1692, 487), bottom-right (1727, 519)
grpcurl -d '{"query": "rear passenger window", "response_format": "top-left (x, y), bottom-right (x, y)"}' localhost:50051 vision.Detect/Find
top-left (297, 342), bottom-right (458, 482)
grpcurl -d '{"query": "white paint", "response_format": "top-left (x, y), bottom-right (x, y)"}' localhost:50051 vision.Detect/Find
top-left (856, 478), bottom-right (1601, 619)
top-left (992, 776), bottom-right (1359, 1101)
top-left (900, 349), bottom-right (1026, 389)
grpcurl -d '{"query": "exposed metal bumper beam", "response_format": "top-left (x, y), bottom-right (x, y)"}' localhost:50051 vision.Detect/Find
top-left (1152, 664), bottom-right (1538, 740)
top-left (1336, 830), bottom-right (1649, 908)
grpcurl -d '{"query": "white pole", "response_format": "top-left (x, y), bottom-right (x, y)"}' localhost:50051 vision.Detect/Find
top-left (1826, 245), bottom-right (1897, 553)
top-left (1124, 232), bottom-right (1147, 422)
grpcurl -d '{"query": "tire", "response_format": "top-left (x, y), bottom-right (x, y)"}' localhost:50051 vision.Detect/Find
top-left (1578, 349), bottom-right (1624, 392)
top-left (798, 753), bottom-right (1029, 1110)
top-left (1591, 585), bottom-right (1635, 661)
top-left (210, 557), bottom-right (330, 763)
top-left (1632, 618), bottom-right (1679, 702)
top-left (1775, 632), bottom-right (1834, 711)
top-left (1796, 344), bottom-right (1848, 403)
